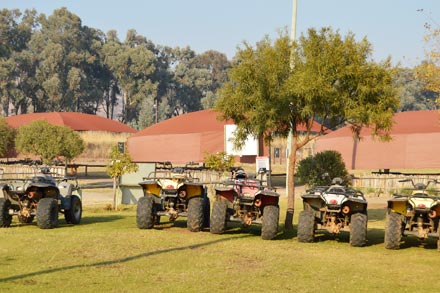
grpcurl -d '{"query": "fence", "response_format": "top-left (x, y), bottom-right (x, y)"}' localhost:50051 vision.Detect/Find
top-left (351, 173), bottom-right (440, 196)
top-left (0, 164), bottom-right (66, 179)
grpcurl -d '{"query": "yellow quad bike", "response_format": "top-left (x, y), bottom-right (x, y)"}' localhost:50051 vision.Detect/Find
top-left (385, 179), bottom-right (440, 250)
top-left (137, 162), bottom-right (210, 232)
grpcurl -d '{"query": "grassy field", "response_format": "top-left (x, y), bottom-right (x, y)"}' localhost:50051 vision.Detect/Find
top-left (0, 198), bottom-right (439, 293)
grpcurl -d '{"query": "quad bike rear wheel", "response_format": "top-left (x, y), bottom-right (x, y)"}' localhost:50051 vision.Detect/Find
top-left (36, 198), bottom-right (59, 229)
top-left (64, 195), bottom-right (82, 224)
top-left (0, 198), bottom-right (12, 227)
top-left (350, 213), bottom-right (367, 247)
top-left (136, 195), bottom-right (155, 229)
top-left (210, 198), bottom-right (228, 234)
top-left (261, 205), bottom-right (279, 240)
top-left (297, 210), bottom-right (315, 243)
top-left (384, 210), bottom-right (402, 249)
top-left (187, 197), bottom-right (204, 232)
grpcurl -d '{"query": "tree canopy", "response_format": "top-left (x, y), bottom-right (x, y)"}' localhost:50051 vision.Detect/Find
top-left (0, 8), bottom-right (230, 129)
top-left (15, 119), bottom-right (84, 164)
top-left (216, 28), bottom-right (399, 228)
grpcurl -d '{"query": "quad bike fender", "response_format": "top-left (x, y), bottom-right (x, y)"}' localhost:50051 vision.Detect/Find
top-left (387, 198), bottom-right (407, 215)
top-left (301, 193), bottom-right (324, 210)
top-left (183, 183), bottom-right (204, 199)
top-left (26, 184), bottom-right (59, 199)
top-left (254, 190), bottom-right (280, 207)
top-left (215, 187), bottom-right (235, 202)
top-left (139, 180), bottom-right (161, 197)
top-left (342, 200), bottom-right (368, 214)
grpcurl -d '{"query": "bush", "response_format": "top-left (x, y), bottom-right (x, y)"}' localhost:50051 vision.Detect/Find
top-left (296, 150), bottom-right (349, 186)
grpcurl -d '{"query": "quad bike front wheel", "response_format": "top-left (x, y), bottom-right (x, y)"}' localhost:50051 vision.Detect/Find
top-left (0, 198), bottom-right (12, 227)
top-left (36, 198), bottom-right (59, 229)
top-left (64, 195), bottom-right (82, 225)
top-left (384, 210), bottom-right (403, 249)
top-left (261, 205), bottom-right (279, 240)
top-left (136, 195), bottom-right (155, 229)
top-left (187, 197), bottom-right (204, 232)
top-left (297, 210), bottom-right (315, 243)
top-left (210, 198), bottom-right (228, 234)
top-left (350, 213), bottom-right (367, 247)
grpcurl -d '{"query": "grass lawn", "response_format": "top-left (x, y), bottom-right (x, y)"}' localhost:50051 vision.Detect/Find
top-left (0, 199), bottom-right (438, 292)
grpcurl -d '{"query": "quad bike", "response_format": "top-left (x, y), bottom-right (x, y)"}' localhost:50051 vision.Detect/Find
top-left (297, 177), bottom-right (368, 246)
top-left (137, 162), bottom-right (210, 232)
top-left (385, 179), bottom-right (440, 250)
top-left (0, 167), bottom-right (82, 229)
top-left (210, 168), bottom-right (280, 240)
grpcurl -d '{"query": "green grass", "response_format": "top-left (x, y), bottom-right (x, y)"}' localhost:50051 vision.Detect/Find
top-left (0, 201), bottom-right (439, 292)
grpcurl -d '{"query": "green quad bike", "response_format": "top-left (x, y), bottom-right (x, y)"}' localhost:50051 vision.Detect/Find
top-left (210, 168), bottom-right (280, 240)
top-left (297, 177), bottom-right (368, 247)
top-left (0, 167), bottom-right (82, 229)
top-left (385, 179), bottom-right (440, 250)
top-left (136, 162), bottom-right (210, 232)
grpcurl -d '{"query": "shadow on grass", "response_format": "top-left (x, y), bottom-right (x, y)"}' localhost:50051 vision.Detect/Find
top-left (76, 215), bottom-right (124, 225)
top-left (0, 234), bottom-right (252, 283)
top-left (368, 208), bottom-right (387, 221)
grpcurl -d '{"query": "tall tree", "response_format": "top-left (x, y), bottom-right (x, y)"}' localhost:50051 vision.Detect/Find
top-left (216, 28), bottom-right (399, 229)
top-left (395, 67), bottom-right (437, 111)
top-left (28, 8), bottom-right (105, 113)
top-left (414, 21), bottom-right (440, 106)
top-left (102, 29), bottom-right (157, 125)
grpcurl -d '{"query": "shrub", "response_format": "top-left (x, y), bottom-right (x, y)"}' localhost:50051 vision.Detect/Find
top-left (296, 150), bottom-right (349, 186)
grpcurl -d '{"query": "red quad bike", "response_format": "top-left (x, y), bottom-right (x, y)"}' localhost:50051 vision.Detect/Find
top-left (385, 179), bottom-right (440, 250)
top-left (297, 177), bottom-right (368, 247)
top-left (210, 168), bottom-right (280, 240)
top-left (0, 167), bottom-right (82, 229)
top-left (137, 162), bottom-right (210, 232)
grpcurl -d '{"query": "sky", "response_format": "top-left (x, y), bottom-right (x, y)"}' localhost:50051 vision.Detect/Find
top-left (2, 0), bottom-right (440, 67)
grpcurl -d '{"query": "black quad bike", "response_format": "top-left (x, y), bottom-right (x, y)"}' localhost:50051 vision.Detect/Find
top-left (297, 177), bottom-right (368, 246)
top-left (0, 168), bottom-right (82, 229)
top-left (210, 168), bottom-right (280, 240)
top-left (385, 179), bottom-right (440, 250)
top-left (136, 162), bottom-right (210, 232)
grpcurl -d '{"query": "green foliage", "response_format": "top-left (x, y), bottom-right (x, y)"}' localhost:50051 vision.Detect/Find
top-left (215, 27), bottom-right (400, 226)
top-left (0, 118), bottom-right (15, 157)
top-left (0, 8), bottom-right (231, 128)
top-left (15, 120), bottom-right (84, 164)
top-left (203, 151), bottom-right (234, 173)
top-left (296, 150), bottom-right (349, 186)
top-left (106, 145), bottom-right (138, 178)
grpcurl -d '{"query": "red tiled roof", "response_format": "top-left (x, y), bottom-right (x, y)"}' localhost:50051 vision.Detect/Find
top-left (132, 109), bottom-right (324, 137)
top-left (132, 109), bottom-right (231, 137)
top-left (320, 110), bottom-right (440, 139)
top-left (6, 112), bottom-right (136, 133)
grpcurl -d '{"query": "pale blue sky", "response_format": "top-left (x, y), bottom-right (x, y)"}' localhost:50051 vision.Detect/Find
top-left (2, 0), bottom-right (440, 67)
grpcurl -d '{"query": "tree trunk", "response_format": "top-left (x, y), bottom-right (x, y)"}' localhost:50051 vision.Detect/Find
top-left (284, 135), bottom-right (298, 230)
top-left (112, 176), bottom-right (118, 210)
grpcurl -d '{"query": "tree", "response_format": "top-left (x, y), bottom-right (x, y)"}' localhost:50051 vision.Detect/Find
top-left (414, 21), bottom-right (440, 106)
top-left (215, 28), bottom-right (399, 229)
top-left (15, 120), bottom-right (84, 164)
top-left (0, 117), bottom-right (15, 157)
top-left (203, 151), bottom-right (234, 174)
top-left (106, 145), bottom-right (138, 210)
top-left (396, 67), bottom-right (437, 111)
